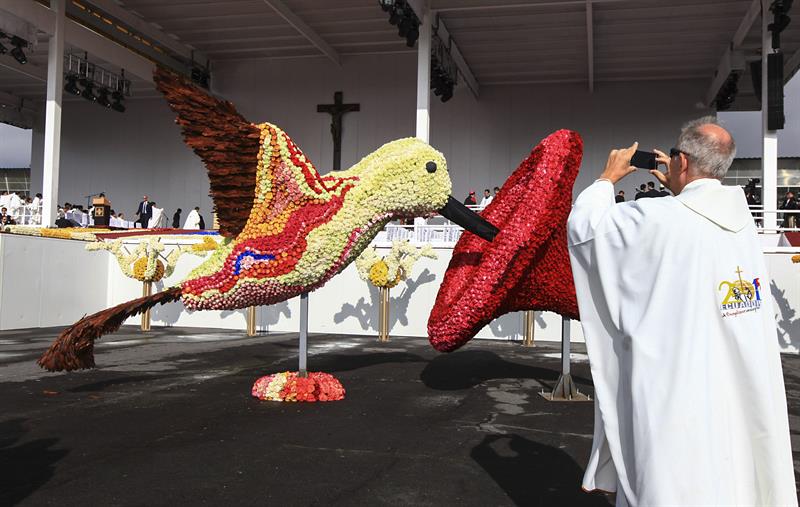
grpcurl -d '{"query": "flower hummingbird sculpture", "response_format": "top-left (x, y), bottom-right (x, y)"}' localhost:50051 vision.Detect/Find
top-left (39, 68), bottom-right (497, 371)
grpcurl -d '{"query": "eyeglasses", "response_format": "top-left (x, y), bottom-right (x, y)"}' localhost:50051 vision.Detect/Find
top-left (669, 147), bottom-right (690, 158)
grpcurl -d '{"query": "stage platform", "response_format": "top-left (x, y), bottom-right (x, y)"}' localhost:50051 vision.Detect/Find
top-left (3, 327), bottom-right (800, 506)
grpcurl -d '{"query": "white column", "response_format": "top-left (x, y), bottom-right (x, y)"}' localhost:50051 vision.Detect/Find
top-left (415, 3), bottom-right (431, 143)
top-left (761, 0), bottom-right (778, 230)
top-left (41, 0), bottom-right (66, 227)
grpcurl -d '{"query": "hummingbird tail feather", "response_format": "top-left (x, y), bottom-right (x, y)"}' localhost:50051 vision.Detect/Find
top-left (38, 287), bottom-right (183, 372)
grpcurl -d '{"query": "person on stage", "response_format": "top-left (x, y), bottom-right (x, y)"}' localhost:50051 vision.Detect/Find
top-left (567, 117), bottom-right (796, 506)
top-left (147, 202), bottom-right (168, 229)
top-left (183, 206), bottom-right (201, 230)
top-left (135, 195), bottom-right (153, 229)
top-left (172, 208), bottom-right (182, 229)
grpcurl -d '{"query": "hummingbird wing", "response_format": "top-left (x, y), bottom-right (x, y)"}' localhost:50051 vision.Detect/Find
top-left (154, 67), bottom-right (261, 238)
top-left (154, 68), bottom-right (349, 238)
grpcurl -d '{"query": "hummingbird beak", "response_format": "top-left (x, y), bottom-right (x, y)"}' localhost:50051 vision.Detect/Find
top-left (438, 196), bottom-right (499, 242)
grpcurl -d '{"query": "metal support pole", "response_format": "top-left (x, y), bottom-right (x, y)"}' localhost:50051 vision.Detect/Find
top-left (298, 292), bottom-right (308, 377)
top-left (141, 281), bottom-right (152, 331)
top-left (246, 305), bottom-right (257, 336)
top-left (761, 0), bottom-right (778, 230)
top-left (540, 317), bottom-right (589, 402)
top-left (522, 310), bottom-right (536, 347)
top-left (415, 1), bottom-right (431, 143)
top-left (378, 286), bottom-right (390, 342)
top-left (42, 0), bottom-right (66, 227)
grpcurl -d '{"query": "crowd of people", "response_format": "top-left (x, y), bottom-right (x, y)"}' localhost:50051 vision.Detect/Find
top-left (134, 195), bottom-right (205, 230)
top-left (0, 191), bottom-right (43, 225)
top-left (462, 187), bottom-right (500, 207)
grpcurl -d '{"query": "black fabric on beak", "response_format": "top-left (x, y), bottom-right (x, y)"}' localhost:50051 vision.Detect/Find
top-left (438, 196), bottom-right (499, 242)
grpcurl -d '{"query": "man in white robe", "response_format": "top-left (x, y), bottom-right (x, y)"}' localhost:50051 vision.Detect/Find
top-left (183, 207), bottom-right (201, 229)
top-left (147, 203), bottom-right (168, 229)
top-left (567, 117), bottom-right (797, 506)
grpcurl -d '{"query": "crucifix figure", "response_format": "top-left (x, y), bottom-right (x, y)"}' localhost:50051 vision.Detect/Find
top-left (317, 91), bottom-right (360, 171)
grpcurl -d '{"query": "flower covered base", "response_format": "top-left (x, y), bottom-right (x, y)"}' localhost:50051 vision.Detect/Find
top-left (251, 371), bottom-right (345, 402)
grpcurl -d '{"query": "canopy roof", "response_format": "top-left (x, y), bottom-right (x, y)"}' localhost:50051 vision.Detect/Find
top-left (1, 0), bottom-right (799, 124)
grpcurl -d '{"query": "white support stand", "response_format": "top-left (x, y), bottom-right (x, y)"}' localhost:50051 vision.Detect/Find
top-left (540, 318), bottom-right (590, 402)
top-left (298, 292), bottom-right (309, 377)
top-left (415, 2), bottom-right (431, 143)
top-left (761, 0), bottom-right (778, 231)
top-left (42, 0), bottom-right (66, 227)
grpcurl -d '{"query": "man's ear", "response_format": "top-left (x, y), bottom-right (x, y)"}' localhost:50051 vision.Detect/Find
top-left (680, 154), bottom-right (690, 175)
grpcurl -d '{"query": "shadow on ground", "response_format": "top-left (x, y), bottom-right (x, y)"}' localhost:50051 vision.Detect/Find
top-left (472, 434), bottom-right (611, 506)
top-left (0, 419), bottom-right (69, 506)
top-left (420, 349), bottom-right (593, 390)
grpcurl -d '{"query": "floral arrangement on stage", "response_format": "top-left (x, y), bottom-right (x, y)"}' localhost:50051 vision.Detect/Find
top-left (86, 236), bottom-right (218, 282)
top-left (428, 129), bottom-right (584, 353)
top-left (355, 240), bottom-right (437, 288)
top-left (2, 225), bottom-right (109, 241)
top-left (251, 371), bottom-right (345, 402)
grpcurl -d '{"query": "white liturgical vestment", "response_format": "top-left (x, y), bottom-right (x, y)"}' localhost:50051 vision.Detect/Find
top-left (183, 209), bottom-right (201, 230)
top-left (567, 178), bottom-right (797, 506)
top-left (147, 207), bottom-right (167, 229)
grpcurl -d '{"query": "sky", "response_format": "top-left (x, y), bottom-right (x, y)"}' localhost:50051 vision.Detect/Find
top-left (0, 122), bottom-right (32, 168)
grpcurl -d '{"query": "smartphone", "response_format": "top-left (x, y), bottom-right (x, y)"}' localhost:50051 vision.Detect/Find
top-left (630, 150), bottom-right (657, 170)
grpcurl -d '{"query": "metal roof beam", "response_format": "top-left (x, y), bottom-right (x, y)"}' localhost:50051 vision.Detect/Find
top-left (261, 0), bottom-right (340, 65)
top-left (704, 0), bottom-right (760, 106)
top-left (82, 0), bottom-right (208, 64)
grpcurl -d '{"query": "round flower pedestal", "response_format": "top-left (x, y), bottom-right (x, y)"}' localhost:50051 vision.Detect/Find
top-left (251, 371), bottom-right (345, 402)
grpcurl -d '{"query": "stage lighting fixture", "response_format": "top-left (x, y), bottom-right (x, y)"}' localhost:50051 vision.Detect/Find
top-left (713, 73), bottom-right (740, 111)
top-left (64, 74), bottom-right (81, 95)
top-left (111, 90), bottom-right (125, 113)
top-left (0, 42), bottom-right (7, 55)
top-left (378, 0), bottom-right (395, 12)
top-left (769, 0), bottom-right (793, 47)
top-left (96, 87), bottom-right (111, 108)
top-left (10, 36), bottom-right (27, 65)
top-left (80, 78), bottom-right (97, 102)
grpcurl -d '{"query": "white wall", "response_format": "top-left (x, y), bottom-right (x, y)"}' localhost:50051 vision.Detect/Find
top-left (213, 54), bottom-right (712, 201)
top-left (3, 233), bottom-right (799, 354)
top-left (24, 53), bottom-right (712, 211)
top-left (0, 234), bottom-right (108, 329)
top-left (30, 98), bottom-right (213, 220)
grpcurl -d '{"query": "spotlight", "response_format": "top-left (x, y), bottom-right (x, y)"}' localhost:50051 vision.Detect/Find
top-left (64, 73), bottom-right (81, 95)
top-left (111, 90), bottom-right (125, 113)
top-left (10, 36), bottom-right (27, 65)
top-left (80, 78), bottom-right (96, 102)
top-left (378, 0), bottom-right (395, 12)
top-left (769, 0), bottom-right (794, 48)
top-left (96, 87), bottom-right (111, 108)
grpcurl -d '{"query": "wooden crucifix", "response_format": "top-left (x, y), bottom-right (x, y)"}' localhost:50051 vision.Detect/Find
top-left (317, 91), bottom-right (360, 171)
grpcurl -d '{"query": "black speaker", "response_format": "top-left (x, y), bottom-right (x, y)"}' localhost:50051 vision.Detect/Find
top-left (768, 52), bottom-right (785, 130)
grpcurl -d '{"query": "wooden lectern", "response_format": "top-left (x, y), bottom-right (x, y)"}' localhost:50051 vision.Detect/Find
top-left (92, 196), bottom-right (111, 227)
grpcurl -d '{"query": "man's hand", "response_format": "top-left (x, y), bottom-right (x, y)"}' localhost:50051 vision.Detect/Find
top-left (650, 149), bottom-right (672, 193)
top-left (599, 142), bottom-right (638, 184)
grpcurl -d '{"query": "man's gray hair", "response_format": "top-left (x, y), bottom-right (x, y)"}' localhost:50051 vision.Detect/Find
top-left (676, 116), bottom-right (736, 179)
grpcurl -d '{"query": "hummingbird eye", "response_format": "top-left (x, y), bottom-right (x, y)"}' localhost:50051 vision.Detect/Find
top-left (425, 161), bottom-right (437, 173)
